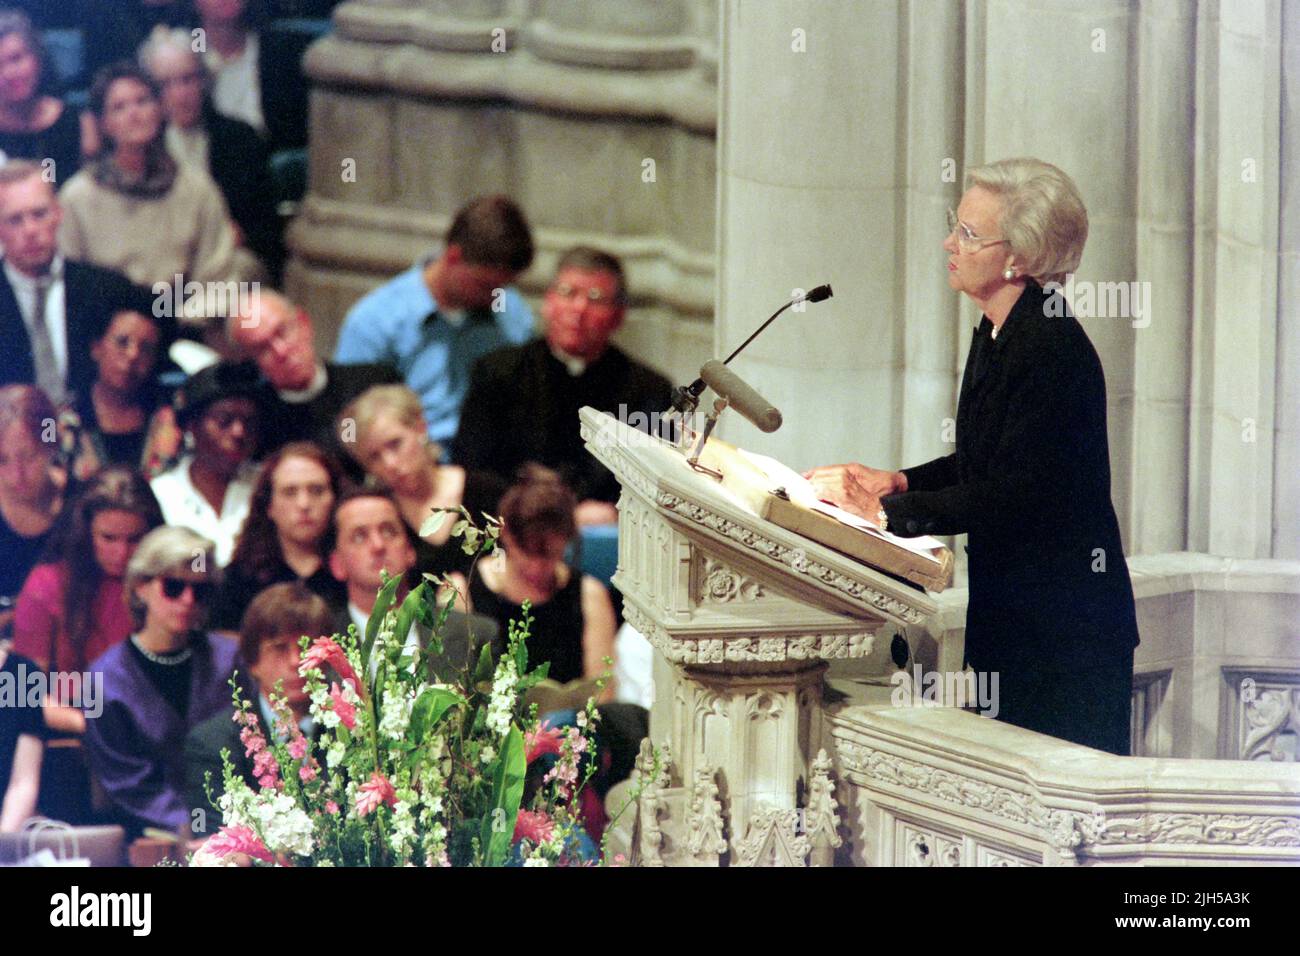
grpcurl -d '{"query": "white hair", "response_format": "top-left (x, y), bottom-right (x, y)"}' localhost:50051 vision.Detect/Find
top-left (964, 158), bottom-right (1088, 286)
top-left (138, 25), bottom-right (206, 77)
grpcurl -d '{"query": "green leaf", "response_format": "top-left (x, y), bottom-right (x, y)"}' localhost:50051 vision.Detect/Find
top-left (419, 510), bottom-right (448, 539)
top-left (480, 725), bottom-right (526, 867)
top-left (472, 640), bottom-right (495, 687)
top-left (408, 686), bottom-right (462, 742)
top-left (391, 581), bottom-right (427, 664)
top-left (361, 573), bottom-right (402, 668)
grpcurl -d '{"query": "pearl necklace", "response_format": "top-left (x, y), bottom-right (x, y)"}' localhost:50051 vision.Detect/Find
top-left (130, 634), bottom-right (193, 666)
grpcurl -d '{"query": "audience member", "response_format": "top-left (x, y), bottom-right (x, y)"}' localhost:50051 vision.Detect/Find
top-left (328, 486), bottom-right (502, 678)
top-left (141, 27), bottom-right (283, 282)
top-left (70, 308), bottom-right (180, 479)
top-left (328, 486), bottom-right (417, 636)
top-left (0, 160), bottom-right (156, 404)
top-left (59, 61), bottom-right (245, 296)
top-left (210, 440), bottom-right (347, 630)
top-left (0, 385), bottom-right (68, 614)
top-left (453, 246), bottom-right (671, 526)
top-left (185, 581), bottom-right (334, 836)
top-left (339, 384), bottom-right (505, 577)
top-left (194, 0), bottom-right (267, 137)
top-left (465, 466), bottom-right (616, 690)
top-left (149, 361), bottom-right (265, 567)
top-left (228, 289), bottom-right (400, 479)
top-left (336, 195), bottom-right (536, 452)
top-left (14, 467), bottom-right (164, 735)
top-left (82, 525), bottom-right (239, 838)
top-left (0, 10), bottom-right (86, 186)
top-left (0, 639), bottom-right (42, 833)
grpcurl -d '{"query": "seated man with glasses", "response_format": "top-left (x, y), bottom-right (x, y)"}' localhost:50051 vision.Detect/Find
top-left (82, 526), bottom-right (241, 840)
top-left (452, 247), bottom-right (672, 527)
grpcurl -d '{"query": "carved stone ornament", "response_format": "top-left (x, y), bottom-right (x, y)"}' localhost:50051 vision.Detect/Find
top-left (805, 749), bottom-right (843, 866)
top-left (623, 601), bottom-right (874, 665)
top-left (733, 804), bottom-right (811, 867)
top-left (700, 555), bottom-right (765, 604)
top-left (1241, 685), bottom-right (1300, 762)
top-left (835, 737), bottom-right (1105, 864)
top-left (630, 739), bottom-right (674, 867)
top-left (685, 765), bottom-right (728, 864)
top-left (1094, 813), bottom-right (1300, 848)
top-left (655, 492), bottom-right (926, 625)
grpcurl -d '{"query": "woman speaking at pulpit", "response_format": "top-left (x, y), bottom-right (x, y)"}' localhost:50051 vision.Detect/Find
top-left (805, 158), bottom-right (1139, 756)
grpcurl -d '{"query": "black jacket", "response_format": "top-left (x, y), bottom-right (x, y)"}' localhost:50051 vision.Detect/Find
top-left (205, 106), bottom-right (285, 282)
top-left (254, 359), bottom-right (402, 481)
top-left (0, 258), bottom-right (158, 400)
top-left (881, 281), bottom-right (1139, 670)
top-left (452, 339), bottom-right (673, 503)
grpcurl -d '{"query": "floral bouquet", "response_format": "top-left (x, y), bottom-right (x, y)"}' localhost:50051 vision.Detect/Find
top-left (193, 510), bottom-right (605, 867)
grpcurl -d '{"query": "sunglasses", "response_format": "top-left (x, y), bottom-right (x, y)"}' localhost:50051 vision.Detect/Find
top-left (159, 576), bottom-right (214, 603)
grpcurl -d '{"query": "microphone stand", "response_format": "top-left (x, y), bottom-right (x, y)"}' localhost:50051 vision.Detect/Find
top-left (667, 284), bottom-right (833, 453)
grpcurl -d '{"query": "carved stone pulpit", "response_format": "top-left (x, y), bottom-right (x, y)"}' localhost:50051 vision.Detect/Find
top-left (580, 408), bottom-right (938, 866)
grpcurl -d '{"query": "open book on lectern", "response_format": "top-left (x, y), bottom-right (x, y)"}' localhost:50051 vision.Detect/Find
top-left (690, 437), bottom-right (954, 593)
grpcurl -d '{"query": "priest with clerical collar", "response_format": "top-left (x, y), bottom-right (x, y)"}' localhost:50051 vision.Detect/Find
top-left (452, 246), bottom-right (673, 527)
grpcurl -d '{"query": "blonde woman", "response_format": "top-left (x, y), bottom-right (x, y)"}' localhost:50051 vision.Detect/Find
top-left (806, 158), bottom-right (1139, 755)
top-left (339, 384), bottom-right (505, 577)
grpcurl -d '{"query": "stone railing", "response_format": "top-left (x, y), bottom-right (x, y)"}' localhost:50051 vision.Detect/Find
top-left (827, 703), bottom-right (1300, 867)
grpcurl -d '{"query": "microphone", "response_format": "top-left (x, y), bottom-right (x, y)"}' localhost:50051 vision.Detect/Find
top-left (700, 360), bottom-right (782, 433)
top-left (668, 283), bottom-right (833, 415)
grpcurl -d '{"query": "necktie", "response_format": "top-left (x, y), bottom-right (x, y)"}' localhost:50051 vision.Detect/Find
top-left (27, 275), bottom-right (64, 405)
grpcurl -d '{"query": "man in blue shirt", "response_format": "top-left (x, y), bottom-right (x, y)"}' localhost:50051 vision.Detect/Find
top-left (334, 195), bottom-right (537, 454)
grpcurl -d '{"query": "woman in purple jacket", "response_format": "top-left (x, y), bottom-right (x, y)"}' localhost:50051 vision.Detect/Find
top-left (82, 525), bottom-right (239, 838)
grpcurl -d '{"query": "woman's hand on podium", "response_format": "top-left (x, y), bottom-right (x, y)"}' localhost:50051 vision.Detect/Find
top-left (802, 463), bottom-right (906, 523)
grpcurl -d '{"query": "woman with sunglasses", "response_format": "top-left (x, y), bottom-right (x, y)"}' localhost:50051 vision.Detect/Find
top-left (82, 525), bottom-right (239, 838)
top-left (14, 467), bottom-right (163, 733)
top-left (804, 158), bottom-right (1139, 756)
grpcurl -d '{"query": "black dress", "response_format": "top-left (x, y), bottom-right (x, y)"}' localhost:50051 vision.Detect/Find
top-left (468, 565), bottom-right (585, 685)
top-left (0, 508), bottom-right (58, 602)
top-left (0, 105), bottom-right (83, 188)
top-left (210, 557), bottom-right (348, 632)
top-left (0, 650), bottom-right (43, 803)
top-left (881, 280), bottom-right (1139, 755)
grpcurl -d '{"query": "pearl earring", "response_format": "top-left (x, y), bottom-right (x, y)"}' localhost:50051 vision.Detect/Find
top-left (1003, 268), bottom-right (1016, 280)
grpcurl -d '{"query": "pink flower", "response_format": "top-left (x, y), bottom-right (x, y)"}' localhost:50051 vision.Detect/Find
top-left (252, 748), bottom-right (281, 791)
top-left (325, 800), bottom-right (340, 815)
top-left (355, 772), bottom-right (397, 817)
top-left (329, 683), bottom-right (357, 730)
top-left (288, 735), bottom-right (308, 760)
top-left (300, 636), bottom-right (361, 690)
top-left (204, 825), bottom-right (274, 863)
top-left (298, 763), bottom-right (318, 783)
top-left (525, 724), bottom-right (564, 764)
top-left (513, 809), bottom-right (555, 845)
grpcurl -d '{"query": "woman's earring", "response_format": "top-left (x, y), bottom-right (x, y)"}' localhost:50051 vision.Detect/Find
top-left (1003, 268), bottom-right (1016, 280)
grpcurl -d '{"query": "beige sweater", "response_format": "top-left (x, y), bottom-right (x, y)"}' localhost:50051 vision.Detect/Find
top-left (58, 163), bottom-right (241, 292)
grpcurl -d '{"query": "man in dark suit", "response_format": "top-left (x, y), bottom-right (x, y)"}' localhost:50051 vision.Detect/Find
top-left (228, 289), bottom-right (401, 479)
top-left (0, 161), bottom-right (156, 404)
top-left (452, 246), bottom-right (673, 526)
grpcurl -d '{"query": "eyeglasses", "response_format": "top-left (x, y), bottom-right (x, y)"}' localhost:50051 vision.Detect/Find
top-left (549, 282), bottom-right (623, 307)
top-left (159, 577), bottom-right (214, 603)
top-left (946, 208), bottom-right (1009, 254)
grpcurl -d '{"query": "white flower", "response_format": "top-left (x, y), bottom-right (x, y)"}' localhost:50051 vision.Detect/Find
top-left (389, 799), bottom-right (418, 858)
top-left (523, 856), bottom-right (550, 867)
top-left (480, 745), bottom-right (495, 765)
top-left (379, 688), bottom-right (415, 739)
top-left (485, 657), bottom-right (518, 737)
top-left (251, 791), bottom-right (315, 857)
top-left (326, 740), bottom-right (346, 768)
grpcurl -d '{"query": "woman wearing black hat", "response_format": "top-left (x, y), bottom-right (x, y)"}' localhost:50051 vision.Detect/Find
top-left (149, 362), bottom-right (267, 567)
